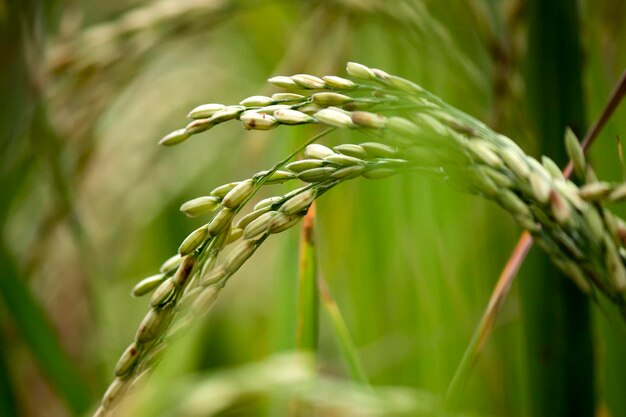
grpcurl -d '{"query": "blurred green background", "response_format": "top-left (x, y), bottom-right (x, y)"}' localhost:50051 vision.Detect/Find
top-left (1, 0), bottom-right (626, 416)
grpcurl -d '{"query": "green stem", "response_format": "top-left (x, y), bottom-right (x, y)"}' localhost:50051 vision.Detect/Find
top-left (522, 1), bottom-right (594, 415)
top-left (296, 205), bottom-right (319, 352)
top-left (443, 234), bottom-right (532, 410)
top-left (289, 205), bottom-right (320, 416)
top-left (0, 331), bottom-right (18, 417)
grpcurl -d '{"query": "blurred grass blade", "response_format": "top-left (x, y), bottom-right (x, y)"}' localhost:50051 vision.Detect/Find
top-left (296, 203), bottom-right (319, 352)
top-left (291, 204), bottom-right (319, 416)
top-left (169, 353), bottom-right (431, 416)
top-left (0, 246), bottom-right (92, 415)
top-left (0, 331), bottom-right (18, 417)
top-left (319, 278), bottom-right (369, 385)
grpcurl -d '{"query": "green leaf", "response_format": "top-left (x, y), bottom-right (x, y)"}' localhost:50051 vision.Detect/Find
top-left (0, 246), bottom-right (92, 415)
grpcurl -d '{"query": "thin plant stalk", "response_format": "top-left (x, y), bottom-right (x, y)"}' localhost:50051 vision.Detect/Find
top-left (443, 232), bottom-right (532, 409)
top-left (289, 205), bottom-right (319, 416)
top-left (296, 203), bottom-right (319, 352)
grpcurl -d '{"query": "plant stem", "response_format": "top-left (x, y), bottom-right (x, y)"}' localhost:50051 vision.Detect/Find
top-left (522, 1), bottom-right (594, 415)
top-left (296, 203), bottom-right (319, 352)
top-left (289, 204), bottom-right (320, 416)
top-left (443, 232), bottom-right (532, 410)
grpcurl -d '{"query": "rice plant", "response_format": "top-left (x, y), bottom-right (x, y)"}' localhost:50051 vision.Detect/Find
top-left (4, 1), bottom-right (626, 417)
